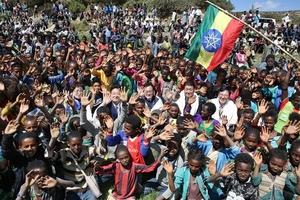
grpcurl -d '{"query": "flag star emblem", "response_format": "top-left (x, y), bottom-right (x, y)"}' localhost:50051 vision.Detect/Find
top-left (202, 29), bottom-right (222, 52)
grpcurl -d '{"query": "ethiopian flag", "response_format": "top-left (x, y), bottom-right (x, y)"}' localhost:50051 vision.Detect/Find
top-left (185, 5), bottom-right (244, 71)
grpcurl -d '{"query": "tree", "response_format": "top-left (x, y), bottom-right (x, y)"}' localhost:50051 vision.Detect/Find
top-left (154, 0), bottom-right (234, 19)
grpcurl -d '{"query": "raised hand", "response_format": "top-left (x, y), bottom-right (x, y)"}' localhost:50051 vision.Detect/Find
top-left (50, 123), bottom-right (60, 139)
top-left (164, 124), bottom-right (174, 134)
top-left (102, 92), bottom-right (111, 106)
top-left (285, 120), bottom-right (300, 135)
top-left (44, 84), bottom-right (51, 94)
top-left (120, 87), bottom-right (129, 102)
top-left (34, 94), bottom-right (44, 108)
top-left (208, 160), bottom-right (217, 175)
top-left (253, 152), bottom-right (263, 166)
top-left (234, 126), bottom-right (245, 141)
top-left (90, 87), bottom-right (97, 96)
top-left (81, 90), bottom-right (92, 107)
top-left (141, 64), bottom-right (148, 72)
top-left (220, 162), bottom-right (235, 177)
top-left (161, 102), bottom-right (170, 111)
top-left (37, 175), bottom-right (58, 188)
top-left (25, 170), bottom-right (40, 187)
top-left (158, 148), bottom-right (168, 160)
top-left (258, 99), bottom-right (269, 114)
top-left (143, 106), bottom-right (152, 118)
top-left (37, 116), bottom-right (48, 129)
top-left (100, 85), bottom-right (108, 94)
top-left (0, 82), bottom-right (5, 91)
top-left (188, 95), bottom-right (196, 105)
top-left (56, 92), bottom-right (65, 105)
top-left (145, 126), bottom-right (156, 139)
top-left (215, 125), bottom-right (227, 137)
top-left (162, 160), bottom-right (173, 174)
top-left (16, 93), bottom-right (26, 103)
top-left (66, 96), bottom-right (75, 107)
top-left (4, 120), bottom-right (19, 135)
top-left (103, 115), bottom-right (114, 131)
top-left (236, 116), bottom-right (244, 128)
top-left (19, 99), bottom-right (30, 114)
top-left (137, 86), bottom-right (145, 96)
top-left (164, 89), bottom-right (173, 101)
top-left (288, 61), bottom-right (295, 70)
top-left (128, 93), bottom-right (140, 105)
top-left (221, 115), bottom-right (228, 126)
top-left (51, 90), bottom-right (59, 100)
top-left (235, 98), bottom-right (244, 109)
top-left (158, 131), bottom-right (174, 141)
top-left (260, 126), bottom-right (270, 144)
top-left (157, 114), bottom-right (167, 126)
top-left (99, 127), bottom-right (107, 140)
top-left (59, 110), bottom-right (69, 125)
top-left (295, 164), bottom-right (300, 179)
top-left (183, 119), bottom-right (197, 129)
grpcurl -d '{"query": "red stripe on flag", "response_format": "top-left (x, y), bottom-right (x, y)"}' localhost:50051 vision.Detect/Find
top-left (207, 19), bottom-right (244, 71)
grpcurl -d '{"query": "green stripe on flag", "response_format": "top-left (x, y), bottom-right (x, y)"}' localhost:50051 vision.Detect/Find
top-left (185, 5), bottom-right (219, 61)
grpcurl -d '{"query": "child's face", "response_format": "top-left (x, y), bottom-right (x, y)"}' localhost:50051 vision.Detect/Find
top-left (24, 119), bottom-right (38, 133)
top-left (47, 67), bottom-right (57, 76)
top-left (67, 137), bottom-right (83, 156)
top-left (135, 102), bottom-right (145, 115)
top-left (87, 58), bottom-right (95, 68)
top-left (290, 147), bottom-right (300, 167)
top-left (201, 105), bottom-right (211, 118)
top-left (73, 87), bottom-right (83, 99)
top-left (167, 141), bottom-right (179, 159)
top-left (168, 106), bottom-right (179, 119)
top-left (263, 116), bottom-right (275, 131)
top-left (268, 156), bottom-right (285, 175)
top-left (286, 133), bottom-right (299, 145)
top-left (117, 150), bottom-right (130, 168)
top-left (124, 122), bottom-right (136, 137)
top-left (93, 82), bottom-right (101, 93)
top-left (243, 113), bottom-right (254, 122)
top-left (150, 114), bottom-right (159, 125)
top-left (235, 162), bottom-right (252, 182)
top-left (230, 68), bottom-right (238, 76)
top-left (244, 134), bottom-right (258, 152)
top-left (55, 108), bottom-right (64, 121)
top-left (177, 123), bottom-right (188, 137)
top-left (188, 159), bottom-right (201, 176)
top-left (211, 132), bottom-right (224, 150)
top-left (20, 138), bottom-right (39, 158)
top-left (161, 70), bottom-right (169, 81)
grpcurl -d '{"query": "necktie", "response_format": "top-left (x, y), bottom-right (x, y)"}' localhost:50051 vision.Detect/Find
top-left (219, 106), bottom-right (223, 118)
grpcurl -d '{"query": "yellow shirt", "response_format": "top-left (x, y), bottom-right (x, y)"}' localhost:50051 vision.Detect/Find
top-left (91, 68), bottom-right (113, 91)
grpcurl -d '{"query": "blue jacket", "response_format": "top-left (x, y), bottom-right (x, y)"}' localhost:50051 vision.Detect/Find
top-left (188, 139), bottom-right (240, 172)
top-left (173, 166), bottom-right (211, 200)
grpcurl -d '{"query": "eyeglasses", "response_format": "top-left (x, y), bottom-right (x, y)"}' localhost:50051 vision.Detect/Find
top-left (73, 89), bottom-right (83, 93)
top-left (144, 90), bottom-right (153, 94)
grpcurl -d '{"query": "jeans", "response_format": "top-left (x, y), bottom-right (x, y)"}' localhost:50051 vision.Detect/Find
top-left (143, 178), bottom-right (168, 197)
top-left (65, 189), bottom-right (97, 200)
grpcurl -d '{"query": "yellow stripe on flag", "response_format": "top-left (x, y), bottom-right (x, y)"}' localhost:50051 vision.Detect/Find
top-left (196, 11), bottom-right (232, 68)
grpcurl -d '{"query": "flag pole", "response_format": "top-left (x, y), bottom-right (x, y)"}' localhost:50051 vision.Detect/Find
top-left (205, 0), bottom-right (300, 64)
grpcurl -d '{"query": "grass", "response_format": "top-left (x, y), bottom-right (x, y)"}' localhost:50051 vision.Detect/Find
top-left (98, 185), bottom-right (159, 200)
top-left (71, 20), bottom-right (91, 40)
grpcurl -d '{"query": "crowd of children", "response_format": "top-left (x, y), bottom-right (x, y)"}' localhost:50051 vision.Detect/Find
top-left (1, 2), bottom-right (300, 200)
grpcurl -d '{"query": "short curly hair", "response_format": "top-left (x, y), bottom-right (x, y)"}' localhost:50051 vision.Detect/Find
top-left (234, 153), bottom-right (254, 169)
